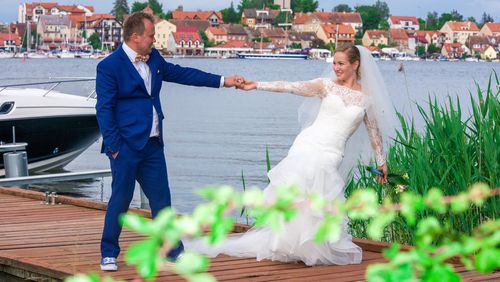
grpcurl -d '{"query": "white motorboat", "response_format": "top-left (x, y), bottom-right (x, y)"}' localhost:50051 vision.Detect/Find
top-left (0, 79), bottom-right (100, 176)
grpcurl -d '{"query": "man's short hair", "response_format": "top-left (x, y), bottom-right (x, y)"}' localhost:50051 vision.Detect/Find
top-left (123, 12), bottom-right (155, 42)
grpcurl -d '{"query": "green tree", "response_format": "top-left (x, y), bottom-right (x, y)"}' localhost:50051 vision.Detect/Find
top-left (291, 0), bottom-right (319, 13)
top-left (450, 9), bottom-right (464, 21)
top-left (333, 4), bottom-right (352, 12)
top-left (131, 0), bottom-right (164, 16)
top-left (131, 1), bottom-right (147, 13)
top-left (427, 43), bottom-right (441, 54)
top-left (480, 12), bottom-right (494, 27)
top-left (374, 0), bottom-right (390, 20)
top-left (355, 5), bottom-right (381, 32)
top-left (221, 1), bottom-right (240, 24)
top-left (438, 13), bottom-right (454, 29)
top-left (88, 33), bottom-right (102, 50)
top-left (467, 16), bottom-right (477, 25)
top-left (416, 45), bottom-right (426, 57)
top-left (418, 18), bottom-right (425, 30)
top-left (199, 30), bottom-right (215, 48)
top-left (311, 38), bottom-right (325, 48)
top-left (147, 0), bottom-right (164, 15)
top-left (379, 20), bottom-right (389, 30)
top-left (425, 11), bottom-right (439, 30)
top-left (238, 0), bottom-right (253, 14)
top-left (111, 0), bottom-right (129, 23)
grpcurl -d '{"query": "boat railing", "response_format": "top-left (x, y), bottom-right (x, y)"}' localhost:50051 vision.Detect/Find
top-left (0, 78), bottom-right (97, 100)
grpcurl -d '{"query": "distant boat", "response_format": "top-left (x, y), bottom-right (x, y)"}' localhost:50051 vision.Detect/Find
top-left (57, 50), bottom-right (75, 59)
top-left (238, 52), bottom-right (308, 60)
top-left (27, 52), bottom-right (48, 59)
top-left (0, 52), bottom-right (14, 59)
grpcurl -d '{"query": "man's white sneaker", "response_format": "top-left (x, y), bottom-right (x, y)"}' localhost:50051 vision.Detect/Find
top-left (100, 257), bottom-right (118, 271)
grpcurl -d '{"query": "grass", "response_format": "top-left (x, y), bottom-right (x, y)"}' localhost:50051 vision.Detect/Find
top-left (346, 72), bottom-right (499, 244)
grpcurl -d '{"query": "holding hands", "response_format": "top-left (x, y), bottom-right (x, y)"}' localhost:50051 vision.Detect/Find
top-left (223, 75), bottom-right (257, 91)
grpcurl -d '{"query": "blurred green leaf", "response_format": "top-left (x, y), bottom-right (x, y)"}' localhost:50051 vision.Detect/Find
top-left (400, 192), bottom-right (425, 226)
top-left (121, 213), bottom-right (152, 235)
top-left (173, 251), bottom-right (210, 274)
top-left (208, 217), bottom-right (233, 245)
top-left (314, 214), bottom-right (342, 242)
top-left (367, 211), bottom-right (396, 240)
top-left (383, 243), bottom-right (400, 260)
top-left (423, 264), bottom-right (460, 282)
top-left (474, 248), bottom-right (500, 272)
top-left (425, 188), bottom-right (446, 214)
top-left (468, 183), bottom-right (490, 206)
top-left (175, 216), bottom-right (201, 236)
top-left (416, 217), bottom-right (442, 247)
top-left (450, 193), bottom-right (469, 213)
top-left (125, 239), bottom-right (160, 279)
top-left (346, 190), bottom-right (379, 219)
top-left (242, 187), bottom-right (264, 206)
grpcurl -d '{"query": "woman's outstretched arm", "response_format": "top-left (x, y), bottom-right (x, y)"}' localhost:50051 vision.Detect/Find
top-left (364, 108), bottom-right (387, 183)
top-left (241, 78), bottom-right (327, 98)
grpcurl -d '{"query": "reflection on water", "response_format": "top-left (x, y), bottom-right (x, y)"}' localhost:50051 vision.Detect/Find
top-left (2, 58), bottom-right (498, 213)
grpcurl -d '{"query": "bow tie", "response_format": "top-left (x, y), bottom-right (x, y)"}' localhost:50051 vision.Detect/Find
top-left (134, 54), bottom-right (150, 63)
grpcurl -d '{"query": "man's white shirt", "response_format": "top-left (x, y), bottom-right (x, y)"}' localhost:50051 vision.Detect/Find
top-left (122, 43), bottom-right (225, 138)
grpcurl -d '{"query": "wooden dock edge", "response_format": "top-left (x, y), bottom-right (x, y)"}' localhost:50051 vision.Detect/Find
top-left (0, 255), bottom-right (67, 282)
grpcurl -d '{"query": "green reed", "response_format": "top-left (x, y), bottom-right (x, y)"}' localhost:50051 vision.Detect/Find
top-left (346, 72), bottom-right (499, 244)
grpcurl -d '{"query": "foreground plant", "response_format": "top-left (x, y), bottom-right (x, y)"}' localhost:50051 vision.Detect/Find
top-left (66, 183), bottom-right (498, 282)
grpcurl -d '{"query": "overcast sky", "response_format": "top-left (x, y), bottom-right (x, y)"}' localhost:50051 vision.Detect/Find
top-left (1, 0), bottom-right (498, 23)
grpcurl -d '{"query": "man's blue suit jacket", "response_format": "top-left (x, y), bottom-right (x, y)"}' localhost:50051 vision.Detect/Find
top-left (96, 45), bottom-right (222, 155)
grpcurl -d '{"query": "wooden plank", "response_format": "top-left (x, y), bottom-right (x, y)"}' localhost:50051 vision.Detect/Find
top-left (1, 189), bottom-right (498, 282)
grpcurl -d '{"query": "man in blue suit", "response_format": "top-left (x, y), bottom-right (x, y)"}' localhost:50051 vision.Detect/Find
top-left (96, 12), bottom-right (244, 271)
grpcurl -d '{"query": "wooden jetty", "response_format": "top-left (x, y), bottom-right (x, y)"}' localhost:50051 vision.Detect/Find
top-left (0, 187), bottom-right (498, 281)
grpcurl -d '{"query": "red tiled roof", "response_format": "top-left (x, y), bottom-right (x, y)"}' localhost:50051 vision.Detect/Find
top-left (321, 23), bottom-right (355, 35)
top-left (443, 42), bottom-right (464, 52)
top-left (366, 30), bottom-right (390, 39)
top-left (415, 30), bottom-right (426, 37)
top-left (176, 26), bottom-right (198, 33)
top-left (293, 12), bottom-right (310, 24)
top-left (445, 21), bottom-right (479, 32)
top-left (390, 28), bottom-right (409, 40)
top-left (389, 16), bottom-right (418, 25)
top-left (172, 11), bottom-right (223, 23)
top-left (206, 26), bottom-right (226, 36)
top-left (483, 22), bottom-right (500, 32)
top-left (263, 28), bottom-right (286, 38)
top-left (216, 40), bottom-right (251, 48)
top-left (0, 33), bottom-right (21, 45)
top-left (172, 31), bottom-right (202, 43)
top-left (366, 45), bottom-right (381, 52)
top-left (294, 12), bottom-right (362, 25)
top-left (26, 2), bottom-right (58, 10)
top-left (58, 5), bottom-right (92, 13)
top-left (43, 37), bottom-right (63, 42)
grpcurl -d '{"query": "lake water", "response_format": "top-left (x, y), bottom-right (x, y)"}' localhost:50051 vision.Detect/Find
top-left (2, 57), bottom-right (498, 213)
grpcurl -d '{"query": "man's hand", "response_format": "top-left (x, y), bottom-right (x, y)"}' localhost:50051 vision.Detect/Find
top-left (112, 151), bottom-right (119, 160)
top-left (224, 75), bottom-right (245, 88)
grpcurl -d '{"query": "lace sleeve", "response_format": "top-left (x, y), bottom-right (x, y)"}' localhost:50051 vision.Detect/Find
top-left (363, 108), bottom-right (386, 166)
top-left (256, 78), bottom-right (326, 98)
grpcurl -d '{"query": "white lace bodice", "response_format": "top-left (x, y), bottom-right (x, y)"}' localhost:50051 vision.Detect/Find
top-left (257, 78), bottom-right (386, 165)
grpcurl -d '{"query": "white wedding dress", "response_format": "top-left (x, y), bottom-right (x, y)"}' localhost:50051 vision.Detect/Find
top-left (186, 78), bottom-right (386, 266)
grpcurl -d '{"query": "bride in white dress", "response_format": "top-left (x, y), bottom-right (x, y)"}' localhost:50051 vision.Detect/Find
top-left (187, 45), bottom-right (396, 266)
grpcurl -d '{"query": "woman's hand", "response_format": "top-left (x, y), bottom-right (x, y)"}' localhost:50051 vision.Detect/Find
top-left (376, 163), bottom-right (388, 184)
top-left (240, 80), bottom-right (257, 91)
